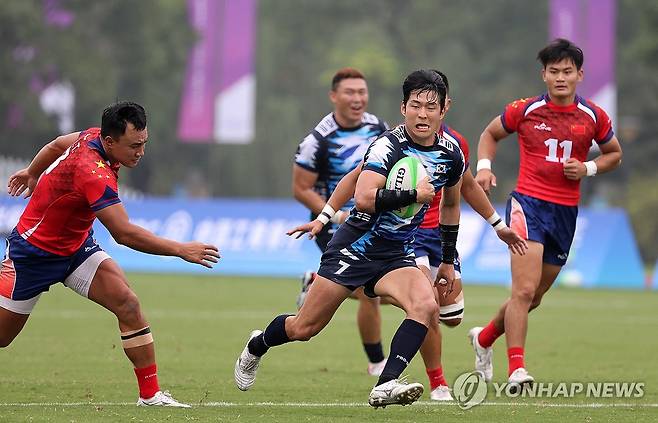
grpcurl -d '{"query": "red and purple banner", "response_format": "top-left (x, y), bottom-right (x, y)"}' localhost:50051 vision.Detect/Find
top-left (178, 0), bottom-right (257, 144)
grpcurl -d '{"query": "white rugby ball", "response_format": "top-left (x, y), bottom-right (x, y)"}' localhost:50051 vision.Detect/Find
top-left (385, 156), bottom-right (427, 218)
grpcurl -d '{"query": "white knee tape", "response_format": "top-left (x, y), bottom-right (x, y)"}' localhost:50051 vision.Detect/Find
top-left (439, 298), bottom-right (464, 322)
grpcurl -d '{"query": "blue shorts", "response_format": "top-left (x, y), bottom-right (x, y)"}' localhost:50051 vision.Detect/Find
top-left (1, 228), bottom-right (105, 301)
top-left (413, 227), bottom-right (461, 273)
top-left (317, 224), bottom-right (417, 298)
top-left (506, 191), bottom-right (578, 266)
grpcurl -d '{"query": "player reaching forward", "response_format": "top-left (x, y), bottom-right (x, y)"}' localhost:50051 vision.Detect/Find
top-left (235, 70), bottom-right (464, 407)
top-left (2, 102), bottom-right (220, 407)
top-left (469, 38), bottom-right (622, 389)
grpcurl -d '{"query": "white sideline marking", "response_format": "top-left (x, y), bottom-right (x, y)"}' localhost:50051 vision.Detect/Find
top-left (0, 401), bottom-right (657, 408)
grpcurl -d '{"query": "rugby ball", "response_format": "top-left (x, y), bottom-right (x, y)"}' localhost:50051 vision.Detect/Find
top-left (385, 156), bottom-right (428, 218)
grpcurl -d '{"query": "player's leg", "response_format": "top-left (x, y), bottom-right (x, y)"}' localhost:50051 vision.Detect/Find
top-left (368, 266), bottom-right (436, 407)
top-left (0, 307), bottom-right (30, 347)
top-left (235, 274), bottom-right (351, 390)
top-left (353, 289), bottom-right (386, 375)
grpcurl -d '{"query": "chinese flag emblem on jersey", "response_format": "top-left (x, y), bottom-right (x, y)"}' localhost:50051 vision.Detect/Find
top-left (571, 124), bottom-right (586, 135)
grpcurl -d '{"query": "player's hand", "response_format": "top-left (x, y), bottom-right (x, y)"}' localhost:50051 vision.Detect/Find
top-left (496, 227), bottom-right (528, 255)
top-left (436, 262), bottom-right (455, 298)
top-left (7, 168), bottom-right (38, 198)
top-left (287, 219), bottom-right (325, 240)
top-left (563, 158), bottom-right (587, 180)
top-left (475, 169), bottom-right (497, 195)
top-left (415, 176), bottom-right (435, 204)
top-left (179, 242), bottom-right (220, 268)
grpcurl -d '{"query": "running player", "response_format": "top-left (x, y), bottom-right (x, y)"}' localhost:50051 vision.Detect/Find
top-left (236, 70), bottom-right (463, 407)
top-left (469, 38), bottom-right (623, 389)
top-left (293, 68), bottom-right (389, 375)
top-left (3, 102), bottom-right (220, 407)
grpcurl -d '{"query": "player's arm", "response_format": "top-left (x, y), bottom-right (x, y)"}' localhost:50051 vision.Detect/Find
top-left (437, 179), bottom-right (462, 295)
top-left (287, 164), bottom-right (361, 239)
top-left (476, 116), bottom-right (511, 195)
top-left (292, 165), bottom-right (325, 215)
top-left (96, 204), bottom-right (219, 268)
top-left (461, 170), bottom-right (527, 255)
top-left (7, 132), bottom-right (80, 198)
top-left (353, 170), bottom-right (434, 214)
top-left (563, 136), bottom-right (623, 180)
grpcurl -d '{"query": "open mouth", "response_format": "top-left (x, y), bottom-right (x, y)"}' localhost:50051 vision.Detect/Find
top-left (415, 123), bottom-right (430, 131)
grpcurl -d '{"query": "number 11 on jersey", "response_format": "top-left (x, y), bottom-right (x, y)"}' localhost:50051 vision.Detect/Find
top-left (545, 138), bottom-right (572, 163)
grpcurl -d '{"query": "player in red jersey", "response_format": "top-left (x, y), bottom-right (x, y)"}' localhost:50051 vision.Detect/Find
top-left (469, 39), bottom-right (623, 389)
top-left (2, 102), bottom-right (219, 407)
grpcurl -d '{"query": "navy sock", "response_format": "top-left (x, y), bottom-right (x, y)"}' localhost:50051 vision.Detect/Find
top-left (363, 342), bottom-right (385, 363)
top-left (376, 319), bottom-right (428, 386)
top-left (248, 314), bottom-right (293, 357)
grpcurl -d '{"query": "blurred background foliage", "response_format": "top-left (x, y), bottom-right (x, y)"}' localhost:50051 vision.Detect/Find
top-left (0, 0), bottom-right (656, 261)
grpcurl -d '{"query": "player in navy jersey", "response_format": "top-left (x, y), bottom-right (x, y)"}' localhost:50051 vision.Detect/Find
top-left (236, 70), bottom-right (463, 407)
top-left (292, 69), bottom-right (527, 401)
top-left (469, 39), bottom-right (623, 389)
top-left (2, 102), bottom-right (219, 407)
top-left (292, 68), bottom-right (390, 375)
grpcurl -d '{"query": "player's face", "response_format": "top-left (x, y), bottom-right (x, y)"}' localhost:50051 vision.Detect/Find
top-left (401, 89), bottom-right (445, 145)
top-left (105, 123), bottom-right (149, 168)
top-left (329, 78), bottom-right (368, 128)
top-left (542, 58), bottom-right (583, 102)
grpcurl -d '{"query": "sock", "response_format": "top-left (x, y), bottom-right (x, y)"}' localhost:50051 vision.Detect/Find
top-left (376, 319), bottom-right (428, 386)
top-left (478, 321), bottom-right (502, 348)
top-left (508, 347), bottom-right (525, 375)
top-left (426, 367), bottom-right (447, 390)
top-left (363, 342), bottom-right (385, 363)
top-left (134, 364), bottom-right (160, 399)
top-left (248, 314), bottom-right (293, 357)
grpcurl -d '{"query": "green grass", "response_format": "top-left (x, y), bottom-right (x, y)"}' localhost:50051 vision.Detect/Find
top-left (1, 274), bottom-right (656, 422)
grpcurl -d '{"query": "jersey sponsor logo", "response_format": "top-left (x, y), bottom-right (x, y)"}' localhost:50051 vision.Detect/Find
top-left (533, 122), bottom-right (552, 132)
top-left (437, 137), bottom-right (454, 151)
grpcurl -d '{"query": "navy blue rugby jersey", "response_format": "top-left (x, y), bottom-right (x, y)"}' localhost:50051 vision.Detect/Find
top-left (294, 112), bottom-right (388, 214)
top-left (345, 124), bottom-right (466, 244)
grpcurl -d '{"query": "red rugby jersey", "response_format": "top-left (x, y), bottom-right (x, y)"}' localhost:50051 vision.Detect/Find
top-left (501, 94), bottom-right (613, 206)
top-left (17, 128), bottom-right (121, 255)
top-left (419, 124), bottom-right (470, 229)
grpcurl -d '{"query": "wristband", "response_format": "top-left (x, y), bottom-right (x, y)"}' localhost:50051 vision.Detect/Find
top-left (486, 211), bottom-right (508, 232)
top-left (439, 223), bottom-right (459, 264)
top-left (584, 160), bottom-right (597, 177)
top-left (317, 204), bottom-right (335, 225)
top-left (375, 188), bottom-right (417, 213)
top-left (476, 159), bottom-right (492, 172)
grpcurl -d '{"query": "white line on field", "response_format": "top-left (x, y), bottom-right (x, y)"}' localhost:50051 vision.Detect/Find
top-left (0, 401), bottom-right (656, 408)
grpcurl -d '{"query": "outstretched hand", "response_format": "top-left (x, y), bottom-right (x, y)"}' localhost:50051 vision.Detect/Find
top-left (179, 242), bottom-right (220, 268)
top-left (496, 227), bottom-right (528, 255)
top-left (8, 168), bottom-right (38, 198)
top-left (287, 219), bottom-right (325, 240)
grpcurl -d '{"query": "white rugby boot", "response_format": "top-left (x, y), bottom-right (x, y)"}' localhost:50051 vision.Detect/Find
top-left (507, 367), bottom-right (534, 394)
top-left (429, 385), bottom-right (454, 401)
top-left (296, 271), bottom-right (315, 309)
top-left (368, 377), bottom-right (424, 408)
top-left (367, 358), bottom-right (387, 376)
top-left (137, 390), bottom-right (191, 408)
top-left (468, 327), bottom-right (493, 382)
top-left (234, 330), bottom-right (263, 391)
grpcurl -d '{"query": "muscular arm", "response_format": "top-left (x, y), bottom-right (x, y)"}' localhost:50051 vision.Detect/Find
top-left (8, 132), bottom-right (80, 197)
top-left (476, 116), bottom-right (511, 194)
top-left (325, 163), bottom-right (361, 212)
top-left (96, 204), bottom-right (219, 267)
top-left (439, 180), bottom-right (462, 226)
top-left (461, 169), bottom-right (495, 218)
top-left (353, 170), bottom-right (387, 213)
top-left (292, 165), bottom-right (325, 215)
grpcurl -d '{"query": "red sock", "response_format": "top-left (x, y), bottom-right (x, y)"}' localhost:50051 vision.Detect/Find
top-left (478, 321), bottom-right (502, 348)
top-left (134, 364), bottom-right (160, 399)
top-left (507, 347), bottom-right (525, 375)
top-left (426, 367), bottom-right (447, 390)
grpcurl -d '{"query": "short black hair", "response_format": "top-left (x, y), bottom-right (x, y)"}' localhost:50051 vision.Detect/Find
top-left (101, 101), bottom-right (147, 139)
top-left (537, 38), bottom-right (584, 70)
top-left (331, 67), bottom-right (365, 91)
top-left (402, 69), bottom-right (447, 110)
top-left (430, 69), bottom-right (449, 94)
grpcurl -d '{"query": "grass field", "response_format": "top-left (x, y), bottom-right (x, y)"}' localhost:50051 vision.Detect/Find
top-left (0, 274), bottom-right (656, 422)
